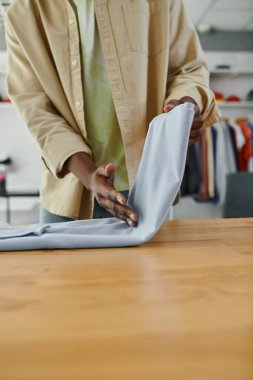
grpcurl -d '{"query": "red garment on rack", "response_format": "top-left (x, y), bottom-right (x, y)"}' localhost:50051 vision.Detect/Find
top-left (235, 119), bottom-right (252, 171)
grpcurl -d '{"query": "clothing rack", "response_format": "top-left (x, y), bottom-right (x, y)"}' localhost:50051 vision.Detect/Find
top-left (181, 116), bottom-right (253, 204)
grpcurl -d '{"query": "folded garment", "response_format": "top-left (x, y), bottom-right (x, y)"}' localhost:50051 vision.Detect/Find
top-left (0, 103), bottom-right (194, 251)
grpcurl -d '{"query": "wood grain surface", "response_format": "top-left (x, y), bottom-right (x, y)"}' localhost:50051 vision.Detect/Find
top-left (0, 218), bottom-right (253, 380)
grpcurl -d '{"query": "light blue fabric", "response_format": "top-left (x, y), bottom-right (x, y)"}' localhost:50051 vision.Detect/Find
top-left (0, 103), bottom-right (194, 251)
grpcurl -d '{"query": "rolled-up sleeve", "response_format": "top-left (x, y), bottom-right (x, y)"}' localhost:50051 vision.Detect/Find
top-left (165, 0), bottom-right (221, 127)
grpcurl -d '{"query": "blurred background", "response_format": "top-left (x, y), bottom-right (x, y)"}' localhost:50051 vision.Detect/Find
top-left (0, 0), bottom-right (253, 224)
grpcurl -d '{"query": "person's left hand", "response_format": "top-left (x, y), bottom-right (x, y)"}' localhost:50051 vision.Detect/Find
top-left (164, 96), bottom-right (204, 145)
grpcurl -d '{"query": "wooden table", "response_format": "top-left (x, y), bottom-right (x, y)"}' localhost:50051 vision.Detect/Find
top-left (0, 218), bottom-right (253, 380)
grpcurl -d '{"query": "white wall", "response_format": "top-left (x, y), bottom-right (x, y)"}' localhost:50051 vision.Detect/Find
top-left (0, 51), bottom-right (41, 224)
top-left (0, 106), bottom-right (41, 193)
top-left (0, 50), bottom-right (7, 95)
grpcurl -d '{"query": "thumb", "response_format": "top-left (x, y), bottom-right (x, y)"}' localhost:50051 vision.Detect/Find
top-left (104, 163), bottom-right (116, 181)
top-left (96, 163), bottom-right (115, 186)
top-left (164, 104), bottom-right (175, 113)
top-left (164, 99), bottom-right (182, 113)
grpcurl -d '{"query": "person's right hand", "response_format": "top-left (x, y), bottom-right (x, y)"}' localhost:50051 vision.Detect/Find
top-left (89, 162), bottom-right (138, 227)
top-left (65, 152), bottom-right (138, 226)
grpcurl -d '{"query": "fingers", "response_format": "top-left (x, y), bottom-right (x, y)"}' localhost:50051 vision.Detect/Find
top-left (191, 116), bottom-right (203, 133)
top-left (189, 105), bottom-right (204, 145)
top-left (191, 105), bottom-right (204, 127)
top-left (104, 163), bottom-right (116, 179)
top-left (93, 164), bottom-right (138, 226)
top-left (190, 129), bottom-right (201, 139)
top-left (189, 136), bottom-right (199, 146)
top-left (182, 101), bottom-right (203, 144)
top-left (96, 194), bottom-right (138, 227)
top-left (97, 163), bottom-right (115, 186)
top-left (164, 98), bottom-right (204, 145)
top-left (191, 118), bottom-right (203, 130)
top-left (164, 99), bottom-right (182, 113)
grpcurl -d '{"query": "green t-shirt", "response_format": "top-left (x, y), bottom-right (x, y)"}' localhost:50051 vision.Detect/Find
top-left (73, 0), bottom-right (128, 191)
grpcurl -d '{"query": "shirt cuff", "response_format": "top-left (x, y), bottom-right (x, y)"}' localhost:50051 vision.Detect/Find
top-left (42, 133), bottom-right (92, 179)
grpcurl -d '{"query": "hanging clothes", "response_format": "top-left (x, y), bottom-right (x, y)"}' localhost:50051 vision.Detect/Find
top-left (212, 122), bottom-right (237, 204)
top-left (211, 126), bottom-right (218, 201)
top-left (248, 122), bottom-right (253, 172)
top-left (235, 119), bottom-right (252, 171)
top-left (195, 129), bottom-right (209, 201)
top-left (227, 124), bottom-right (239, 171)
top-left (180, 144), bottom-right (200, 195)
top-left (181, 116), bottom-right (253, 205)
top-left (206, 127), bottom-right (215, 199)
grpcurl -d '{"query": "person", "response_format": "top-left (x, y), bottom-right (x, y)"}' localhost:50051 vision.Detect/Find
top-left (5, 0), bottom-right (221, 226)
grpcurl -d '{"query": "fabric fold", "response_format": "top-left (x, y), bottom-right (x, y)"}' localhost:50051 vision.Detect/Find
top-left (0, 103), bottom-right (194, 251)
top-left (0, 224), bottom-right (51, 240)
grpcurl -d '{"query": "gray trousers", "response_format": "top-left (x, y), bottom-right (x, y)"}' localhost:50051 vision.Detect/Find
top-left (39, 191), bottom-right (129, 223)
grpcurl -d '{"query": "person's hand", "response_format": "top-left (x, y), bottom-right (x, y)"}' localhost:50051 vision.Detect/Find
top-left (64, 152), bottom-right (138, 227)
top-left (89, 162), bottom-right (138, 227)
top-left (164, 96), bottom-right (204, 145)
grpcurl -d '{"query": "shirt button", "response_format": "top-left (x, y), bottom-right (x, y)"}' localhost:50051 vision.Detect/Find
top-left (69, 18), bottom-right (74, 25)
top-left (75, 101), bottom-right (81, 108)
top-left (72, 59), bottom-right (78, 67)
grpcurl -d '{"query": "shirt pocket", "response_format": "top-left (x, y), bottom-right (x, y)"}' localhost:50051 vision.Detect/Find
top-left (122, 0), bottom-right (167, 56)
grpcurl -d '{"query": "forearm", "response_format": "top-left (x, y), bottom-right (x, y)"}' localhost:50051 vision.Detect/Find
top-left (64, 152), bottom-right (97, 191)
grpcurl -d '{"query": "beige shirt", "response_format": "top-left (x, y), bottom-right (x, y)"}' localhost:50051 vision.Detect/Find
top-left (5, 0), bottom-right (221, 219)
